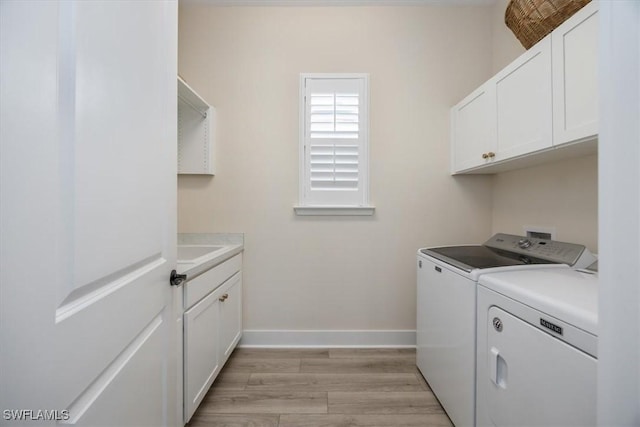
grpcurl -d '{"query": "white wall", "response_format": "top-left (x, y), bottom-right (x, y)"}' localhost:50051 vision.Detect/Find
top-left (489, 1), bottom-right (599, 252)
top-left (491, 154), bottom-right (598, 251)
top-left (491, 0), bottom-right (525, 73)
top-left (177, 5), bottom-right (494, 338)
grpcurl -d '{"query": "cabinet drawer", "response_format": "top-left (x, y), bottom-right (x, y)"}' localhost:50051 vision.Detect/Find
top-left (184, 253), bottom-right (242, 309)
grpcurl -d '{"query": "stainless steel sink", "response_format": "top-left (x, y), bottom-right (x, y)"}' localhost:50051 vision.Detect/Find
top-left (177, 245), bottom-right (225, 262)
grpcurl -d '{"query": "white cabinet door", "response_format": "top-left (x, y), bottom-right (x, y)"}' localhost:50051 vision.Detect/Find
top-left (181, 256), bottom-right (242, 423)
top-left (219, 272), bottom-right (243, 363)
top-left (175, 292), bottom-right (185, 426)
top-left (451, 82), bottom-right (497, 173)
top-left (553, 2), bottom-right (599, 146)
top-left (495, 36), bottom-right (553, 161)
top-left (0, 1), bottom-right (177, 426)
top-left (183, 289), bottom-right (222, 423)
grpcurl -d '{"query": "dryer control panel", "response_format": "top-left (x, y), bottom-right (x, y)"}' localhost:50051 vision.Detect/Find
top-left (484, 233), bottom-right (596, 269)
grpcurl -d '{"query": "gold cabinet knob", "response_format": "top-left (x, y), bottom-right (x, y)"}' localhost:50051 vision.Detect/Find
top-left (219, 293), bottom-right (229, 302)
top-left (487, 152), bottom-right (495, 158)
top-left (482, 153), bottom-right (489, 159)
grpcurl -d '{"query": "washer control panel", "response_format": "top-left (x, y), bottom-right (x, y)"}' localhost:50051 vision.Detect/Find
top-left (484, 233), bottom-right (595, 268)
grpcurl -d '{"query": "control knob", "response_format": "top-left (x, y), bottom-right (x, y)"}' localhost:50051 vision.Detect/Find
top-left (518, 238), bottom-right (533, 249)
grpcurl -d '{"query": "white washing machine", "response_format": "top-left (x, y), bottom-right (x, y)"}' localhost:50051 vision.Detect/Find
top-left (476, 267), bottom-right (598, 427)
top-left (417, 234), bottom-right (596, 427)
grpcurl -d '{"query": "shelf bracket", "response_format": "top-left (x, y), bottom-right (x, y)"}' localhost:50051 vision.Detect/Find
top-left (178, 94), bottom-right (208, 119)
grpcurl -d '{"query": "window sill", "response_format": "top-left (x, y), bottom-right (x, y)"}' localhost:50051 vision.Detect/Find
top-left (293, 206), bottom-right (375, 216)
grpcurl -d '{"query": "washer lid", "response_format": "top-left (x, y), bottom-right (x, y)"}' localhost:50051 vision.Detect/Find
top-left (479, 268), bottom-right (598, 336)
top-left (420, 246), bottom-right (553, 273)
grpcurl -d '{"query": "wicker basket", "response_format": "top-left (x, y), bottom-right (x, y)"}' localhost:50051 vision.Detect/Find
top-left (505, 0), bottom-right (591, 49)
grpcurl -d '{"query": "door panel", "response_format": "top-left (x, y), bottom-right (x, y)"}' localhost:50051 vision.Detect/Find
top-left (486, 306), bottom-right (596, 426)
top-left (66, 315), bottom-right (165, 426)
top-left (0, 1), bottom-right (177, 425)
top-left (73, 1), bottom-right (170, 293)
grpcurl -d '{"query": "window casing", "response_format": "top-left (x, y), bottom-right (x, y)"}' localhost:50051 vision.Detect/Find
top-left (298, 74), bottom-right (371, 213)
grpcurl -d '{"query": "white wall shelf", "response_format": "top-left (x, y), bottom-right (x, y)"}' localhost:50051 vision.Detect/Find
top-left (178, 77), bottom-right (215, 175)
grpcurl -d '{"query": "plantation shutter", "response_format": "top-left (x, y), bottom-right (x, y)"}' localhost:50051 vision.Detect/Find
top-left (303, 76), bottom-right (368, 206)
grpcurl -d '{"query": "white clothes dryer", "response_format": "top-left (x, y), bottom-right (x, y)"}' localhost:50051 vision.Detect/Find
top-left (476, 267), bottom-right (598, 427)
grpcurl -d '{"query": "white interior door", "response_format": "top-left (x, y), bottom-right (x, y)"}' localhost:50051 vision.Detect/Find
top-left (0, 1), bottom-right (178, 426)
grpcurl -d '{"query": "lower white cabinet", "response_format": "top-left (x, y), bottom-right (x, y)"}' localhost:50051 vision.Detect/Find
top-left (182, 254), bottom-right (243, 423)
top-left (184, 287), bottom-right (222, 422)
top-left (219, 273), bottom-right (243, 361)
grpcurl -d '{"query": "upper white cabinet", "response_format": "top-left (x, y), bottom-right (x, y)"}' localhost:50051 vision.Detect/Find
top-left (178, 77), bottom-right (216, 175)
top-left (451, 2), bottom-right (598, 174)
top-left (495, 36), bottom-right (553, 161)
top-left (451, 82), bottom-right (497, 172)
top-left (552, 2), bottom-right (598, 146)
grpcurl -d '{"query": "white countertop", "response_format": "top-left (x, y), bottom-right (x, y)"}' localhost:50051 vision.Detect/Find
top-left (177, 244), bottom-right (243, 278)
top-left (176, 233), bottom-right (244, 278)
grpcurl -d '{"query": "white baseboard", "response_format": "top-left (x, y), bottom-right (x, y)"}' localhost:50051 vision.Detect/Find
top-left (238, 329), bottom-right (416, 348)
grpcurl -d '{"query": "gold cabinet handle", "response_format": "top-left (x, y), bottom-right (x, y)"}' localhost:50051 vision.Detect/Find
top-left (487, 152), bottom-right (495, 158)
top-left (482, 153), bottom-right (489, 159)
top-left (219, 293), bottom-right (229, 302)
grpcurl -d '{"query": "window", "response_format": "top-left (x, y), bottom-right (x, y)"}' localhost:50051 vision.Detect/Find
top-left (295, 74), bottom-right (373, 216)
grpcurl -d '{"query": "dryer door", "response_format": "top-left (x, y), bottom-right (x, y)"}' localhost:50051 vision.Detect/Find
top-left (484, 306), bottom-right (596, 426)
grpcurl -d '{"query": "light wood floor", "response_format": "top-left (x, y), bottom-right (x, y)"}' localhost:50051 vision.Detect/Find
top-left (187, 348), bottom-right (452, 427)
